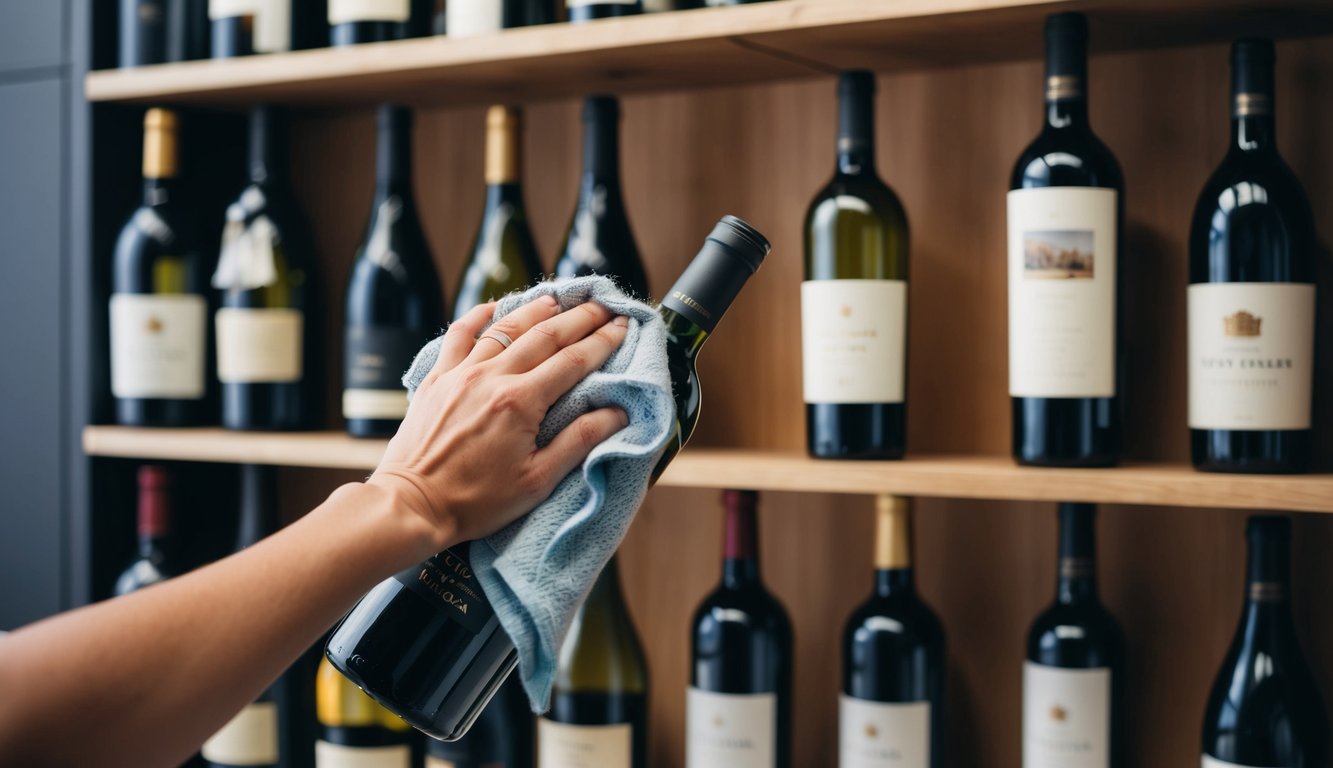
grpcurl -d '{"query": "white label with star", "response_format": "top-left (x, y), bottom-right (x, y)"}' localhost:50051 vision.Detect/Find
top-left (1023, 662), bottom-right (1111, 768)
top-left (838, 695), bottom-right (930, 768)
top-left (686, 688), bottom-right (775, 768)
top-left (801, 280), bottom-right (907, 404)
top-left (110, 294), bottom-right (207, 399)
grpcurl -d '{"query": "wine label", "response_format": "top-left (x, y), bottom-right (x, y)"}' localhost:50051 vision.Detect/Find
top-left (216, 307), bottom-right (303, 383)
top-left (315, 741), bottom-right (412, 768)
top-left (1202, 755), bottom-right (1278, 768)
top-left (329, 0), bottom-right (411, 24)
top-left (1007, 187), bottom-right (1117, 398)
top-left (392, 548), bottom-right (493, 635)
top-left (686, 688), bottom-right (776, 768)
top-left (344, 326), bottom-right (418, 420)
top-left (801, 279), bottom-right (907, 404)
top-left (1187, 283), bottom-right (1314, 430)
top-left (446, 0), bottom-right (503, 37)
top-left (201, 701), bottom-right (279, 765)
top-left (110, 294), bottom-right (207, 399)
top-left (838, 695), bottom-right (930, 768)
top-left (1022, 662), bottom-right (1111, 768)
top-left (252, 0), bottom-right (292, 53)
top-left (538, 718), bottom-right (632, 768)
top-left (210, 0), bottom-right (257, 19)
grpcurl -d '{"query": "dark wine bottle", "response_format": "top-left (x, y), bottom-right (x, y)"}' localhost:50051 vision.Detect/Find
top-left (343, 105), bottom-right (444, 438)
top-left (315, 656), bottom-right (419, 768)
top-left (1188, 39), bottom-right (1316, 474)
top-left (203, 466), bottom-right (283, 768)
top-left (552, 97), bottom-right (649, 299)
top-left (566, 0), bottom-right (641, 23)
top-left (329, 0), bottom-right (433, 45)
top-left (540, 554), bottom-right (649, 768)
top-left (1201, 516), bottom-right (1329, 767)
top-left (111, 108), bottom-right (210, 428)
top-left (210, 0), bottom-right (288, 56)
top-left (803, 71), bottom-right (910, 461)
top-left (215, 106), bottom-right (319, 432)
top-left (1008, 12), bottom-right (1123, 467)
top-left (840, 495), bottom-right (944, 768)
top-left (121, 0), bottom-right (169, 67)
top-left (1023, 503), bottom-right (1123, 768)
top-left (168, 0), bottom-right (213, 61)
top-left (114, 465), bottom-right (176, 596)
top-left (425, 676), bottom-right (533, 768)
top-left (452, 105), bottom-right (544, 319)
top-left (444, 0), bottom-right (553, 36)
top-left (324, 215), bottom-right (769, 741)
top-left (687, 490), bottom-right (792, 768)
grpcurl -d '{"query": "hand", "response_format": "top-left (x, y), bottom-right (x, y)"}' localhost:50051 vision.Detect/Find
top-left (369, 296), bottom-right (631, 550)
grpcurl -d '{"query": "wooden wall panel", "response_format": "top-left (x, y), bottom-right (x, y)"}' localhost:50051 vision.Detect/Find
top-left (276, 35), bottom-right (1333, 768)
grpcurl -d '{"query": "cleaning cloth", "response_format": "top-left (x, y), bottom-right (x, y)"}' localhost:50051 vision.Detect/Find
top-left (401, 276), bottom-right (675, 710)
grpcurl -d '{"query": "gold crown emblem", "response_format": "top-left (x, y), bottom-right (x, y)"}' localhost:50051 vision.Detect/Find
top-left (864, 723), bottom-right (878, 739)
top-left (1223, 310), bottom-right (1262, 337)
top-left (145, 315), bottom-right (163, 333)
top-left (1050, 705), bottom-right (1068, 722)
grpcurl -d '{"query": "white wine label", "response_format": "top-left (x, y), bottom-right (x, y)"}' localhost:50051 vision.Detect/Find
top-left (315, 741), bottom-right (412, 768)
top-left (329, 0), bottom-right (411, 24)
top-left (1007, 187), bottom-right (1117, 398)
top-left (216, 307), bottom-right (303, 384)
top-left (446, 0), bottom-right (503, 37)
top-left (252, 0), bottom-right (292, 53)
top-left (801, 280), bottom-right (907, 404)
top-left (1202, 755), bottom-right (1278, 768)
top-left (838, 695), bottom-right (930, 768)
top-left (567, 0), bottom-right (639, 7)
top-left (1187, 283), bottom-right (1314, 430)
top-left (538, 718), bottom-right (632, 768)
top-left (642, 0), bottom-right (673, 10)
top-left (201, 701), bottom-right (279, 765)
top-left (686, 688), bottom-right (776, 768)
top-left (1022, 662), bottom-right (1111, 768)
top-left (343, 389), bottom-right (409, 420)
top-left (210, 0), bottom-right (257, 20)
top-left (110, 294), bottom-right (207, 399)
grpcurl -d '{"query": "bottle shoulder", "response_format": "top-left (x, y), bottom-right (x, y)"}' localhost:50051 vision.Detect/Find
top-left (806, 172), bottom-right (908, 222)
top-left (692, 584), bottom-right (794, 635)
top-left (1011, 127), bottom-right (1123, 190)
top-left (843, 592), bottom-right (945, 646)
top-left (1027, 600), bottom-right (1123, 659)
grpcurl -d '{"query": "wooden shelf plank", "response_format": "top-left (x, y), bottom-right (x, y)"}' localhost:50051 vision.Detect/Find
top-left (83, 426), bottom-right (1333, 512)
top-left (84, 0), bottom-right (1333, 108)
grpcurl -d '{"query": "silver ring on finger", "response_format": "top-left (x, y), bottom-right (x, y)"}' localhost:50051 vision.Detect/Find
top-left (479, 329), bottom-right (514, 349)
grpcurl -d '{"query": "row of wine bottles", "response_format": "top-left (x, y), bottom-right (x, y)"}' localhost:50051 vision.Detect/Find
top-left (117, 467), bottom-right (1329, 767)
top-left (805, 16), bottom-right (1320, 474)
top-left (117, 0), bottom-right (768, 68)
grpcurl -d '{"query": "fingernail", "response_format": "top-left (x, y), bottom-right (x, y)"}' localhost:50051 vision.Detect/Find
top-left (618, 409), bottom-right (630, 426)
top-left (613, 315), bottom-right (629, 327)
top-left (540, 295), bottom-right (558, 307)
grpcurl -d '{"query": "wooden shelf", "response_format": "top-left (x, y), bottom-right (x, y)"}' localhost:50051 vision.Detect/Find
top-left (84, 0), bottom-right (1333, 108)
top-left (83, 426), bottom-right (1333, 512)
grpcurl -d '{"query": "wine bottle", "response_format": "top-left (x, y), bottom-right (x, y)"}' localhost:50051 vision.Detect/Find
top-left (111, 108), bottom-right (209, 428)
top-left (839, 495), bottom-right (944, 768)
top-left (452, 106), bottom-right (544, 319)
top-left (343, 105), bottom-right (445, 438)
top-left (121, 0), bottom-right (169, 67)
top-left (425, 676), bottom-right (534, 768)
top-left (315, 657), bottom-right (418, 768)
top-left (1008, 12), bottom-right (1123, 467)
top-left (203, 466), bottom-right (282, 768)
top-left (211, 0), bottom-right (294, 56)
top-left (552, 97), bottom-right (649, 299)
top-left (1188, 40), bottom-right (1316, 474)
top-left (324, 215), bottom-right (770, 741)
top-left (566, 0), bottom-right (641, 23)
top-left (168, 0), bottom-right (213, 61)
top-left (803, 70), bottom-right (910, 460)
top-left (1023, 503), bottom-right (1123, 768)
top-left (445, 0), bottom-right (553, 36)
top-left (539, 554), bottom-right (649, 768)
top-left (114, 465), bottom-right (176, 596)
top-left (687, 490), bottom-right (792, 768)
top-left (329, 0), bottom-right (433, 45)
top-left (215, 106), bottom-right (319, 432)
top-left (1201, 516), bottom-right (1329, 767)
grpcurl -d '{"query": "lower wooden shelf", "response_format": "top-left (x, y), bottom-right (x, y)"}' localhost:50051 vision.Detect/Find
top-left (82, 426), bottom-right (1333, 512)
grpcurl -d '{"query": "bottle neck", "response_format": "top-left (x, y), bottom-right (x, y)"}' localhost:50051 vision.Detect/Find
top-left (1045, 93), bottom-right (1089, 130)
top-left (376, 106), bottom-right (413, 197)
top-left (875, 568), bottom-right (913, 598)
top-left (588, 554), bottom-right (628, 608)
top-left (1231, 105), bottom-right (1276, 153)
top-left (721, 491), bottom-right (759, 588)
top-left (236, 465), bottom-right (276, 551)
top-left (143, 176), bottom-right (175, 206)
top-left (836, 82), bottom-right (875, 175)
top-left (582, 111), bottom-right (621, 187)
top-left (248, 107), bottom-right (285, 186)
top-left (137, 485), bottom-right (170, 559)
top-left (484, 182), bottom-right (524, 210)
top-left (1056, 503), bottom-right (1097, 604)
top-left (873, 496), bottom-right (913, 597)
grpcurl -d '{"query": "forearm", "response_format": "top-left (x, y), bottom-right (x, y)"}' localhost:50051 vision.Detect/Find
top-left (0, 481), bottom-right (443, 767)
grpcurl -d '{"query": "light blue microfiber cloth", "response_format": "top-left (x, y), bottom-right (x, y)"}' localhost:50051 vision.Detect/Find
top-left (401, 275), bottom-right (676, 711)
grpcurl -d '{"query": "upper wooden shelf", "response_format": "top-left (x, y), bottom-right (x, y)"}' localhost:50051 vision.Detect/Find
top-left (85, 0), bottom-right (1333, 108)
top-left (82, 426), bottom-right (1333, 512)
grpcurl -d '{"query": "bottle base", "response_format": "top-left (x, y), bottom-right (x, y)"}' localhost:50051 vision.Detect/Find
top-left (806, 402), bottom-right (905, 461)
top-left (1191, 428), bottom-right (1310, 474)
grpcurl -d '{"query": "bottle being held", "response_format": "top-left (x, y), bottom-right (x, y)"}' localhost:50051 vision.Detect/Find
top-left (688, 490), bottom-right (792, 768)
top-left (566, 0), bottom-right (642, 24)
top-left (324, 216), bottom-right (769, 742)
top-left (111, 108), bottom-right (211, 428)
top-left (1187, 39), bottom-right (1316, 474)
top-left (344, 105), bottom-right (444, 439)
top-left (115, 465), bottom-right (176, 596)
top-left (1008, 12), bottom-right (1123, 467)
top-left (803, 71), bottom-right (910, 460)
top-left (1023, 503), bottom-right (1123, 768)
top-left (452, 105), bottom-right (544, 319)
top-left (215, 106), bottom-right (319, 432)
top-left (553, 97), bottom-right (650, 300)
top-left (1201, 516), bottom-right (1329, 767)
top-left (839, 496), bottom-right (944, 768)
